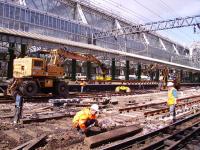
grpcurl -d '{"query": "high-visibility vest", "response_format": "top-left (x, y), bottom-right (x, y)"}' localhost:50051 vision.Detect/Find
top-left (167, 87), bottom-right (176, 106)
top-left (72, 108), bottom-right (96, 129)
top-left (80, 82), bottom-right (86, 86)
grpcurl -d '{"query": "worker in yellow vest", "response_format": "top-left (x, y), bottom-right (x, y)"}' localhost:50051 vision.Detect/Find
top-left (158, 73), bottom-right (164, 91)
top-left (167, 82), bottom-right (178, 122)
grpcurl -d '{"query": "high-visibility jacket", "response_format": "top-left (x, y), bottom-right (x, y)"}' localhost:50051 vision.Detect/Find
top-left (72, 108), bottom-right (96, 130)
top-left (167, 87), bottom-right (177, 106)
top-left (80, 82), bottom-right (86, 86)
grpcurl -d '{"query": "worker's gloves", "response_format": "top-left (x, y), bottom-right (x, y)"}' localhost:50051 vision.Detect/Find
top-left (79, 129), bottom-right (86, 135)
top-left (94, 119), bottom-right (99, 126)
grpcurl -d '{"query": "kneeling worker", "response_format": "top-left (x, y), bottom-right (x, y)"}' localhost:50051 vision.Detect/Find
top-left (72, 104), bottom-right (99, 135)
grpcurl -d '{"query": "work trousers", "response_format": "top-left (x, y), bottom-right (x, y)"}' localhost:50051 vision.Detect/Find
top-left (81, 86), bottom-right (84, 93)
top-left (169, 104), bottom-right (176, 121)
top-left (13, 106), bottom-right (22, 123)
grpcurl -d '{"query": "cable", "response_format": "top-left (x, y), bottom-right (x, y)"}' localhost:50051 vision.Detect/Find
top-left (158, 0), bottom-right (179, 17)
top-left (130, 0), bottom-right (192, 41)
top-left (83, 0), bottom-right (139, 23)
top-left (131, 0), bottom-right (163, 19)
top-left (83, 0), bottom-right (192, 46)
top-left (156, 0), bottom-right (192, 41)
top-left (106, 0), bottom-right (191, 42)
top-left (100, 0), bottom-right (151, 22)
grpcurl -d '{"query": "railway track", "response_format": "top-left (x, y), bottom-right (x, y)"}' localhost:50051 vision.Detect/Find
top-left (0, 89), bottom-right (158, 103)
top-left (0, 95), bottom-right (53, 103)
top-left (97, 111), bottom-right (200, 150)
top-left (119, 95), bottom-right (200, 117)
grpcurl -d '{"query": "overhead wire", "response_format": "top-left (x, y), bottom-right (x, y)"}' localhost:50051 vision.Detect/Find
top-left (83, 0), bottom-right (139, 23)
top-left (83, 0), bottom-right (193, 45)
top-left (156, 0), bottom-right (193, 41)
top-left (130, 0), bottom-right (192, 41)
top-left (100, 0), bottom-right (151, 22)
top-left (98, 0), bottom-right (192, 43)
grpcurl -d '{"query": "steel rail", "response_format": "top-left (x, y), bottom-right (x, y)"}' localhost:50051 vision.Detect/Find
top-left (99, 111), bottom-right (200, 150)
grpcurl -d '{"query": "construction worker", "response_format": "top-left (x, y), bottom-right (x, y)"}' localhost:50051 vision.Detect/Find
top-left (115, 86), bottom-right (131, 93)
top-left (167, 82), bottom-right (178, 123)
top-left (72, 104), bottom-right (99, 136)
top-left (13, 90), bottom-right (24, 124)
top-left (80, 80), bottom-right (86, 93)
top-left (158, 73), bottom-right (164, 90)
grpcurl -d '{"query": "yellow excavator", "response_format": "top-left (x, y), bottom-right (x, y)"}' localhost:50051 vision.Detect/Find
top-left (6, 48), bottom-right (108, 97)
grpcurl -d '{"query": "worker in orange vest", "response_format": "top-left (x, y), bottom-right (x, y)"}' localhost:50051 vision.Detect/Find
top-left (167, 82), bottom-right (178, 123)
top-left (80, 80), bottom-right (87, 93)
top-left (72, 104), bottom-right (99, 135)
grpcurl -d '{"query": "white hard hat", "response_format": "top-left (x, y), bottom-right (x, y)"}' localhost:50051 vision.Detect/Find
top-left (167, 82), bottom-right (174, 87)
top-left (91, 104), bottom-right (99, 112)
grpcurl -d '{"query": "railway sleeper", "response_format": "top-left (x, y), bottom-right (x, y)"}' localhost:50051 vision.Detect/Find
top-left (164, 139), bottom-right (176, 146)
top-left (167, 126), bottom-right (200, 150)
top-left (138, 120), bottom-right (200, 150)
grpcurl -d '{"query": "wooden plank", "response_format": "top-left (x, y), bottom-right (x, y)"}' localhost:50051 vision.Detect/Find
top-left (23, 134), bottom-right (47, 150)
top-left (12, 141), bottom-right (31, 150)
top-left (84, 125), bottom-right (142, 148)
top-left (0, 114), bottom-right (14, 118)
top-left (22, 113), bottom-right (72, 124)
top-left (65, 103), bottom-right (106, 108)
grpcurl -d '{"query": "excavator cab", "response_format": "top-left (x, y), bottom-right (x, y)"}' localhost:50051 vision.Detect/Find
top-left (13, 57), bottom-right (46, 78)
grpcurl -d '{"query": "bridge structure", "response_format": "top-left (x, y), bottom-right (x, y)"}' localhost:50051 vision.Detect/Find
top-left (0, 0), bottom-right (199, 82)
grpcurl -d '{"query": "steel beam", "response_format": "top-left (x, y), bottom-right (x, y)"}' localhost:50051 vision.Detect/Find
top-left (137, 63), bottom-right (141, 80)
top-left (93, 15), bottom-right (200, 39)
top-left (87, 61), bottom-right (91, 80)
top-left (20, 44), bottom-right (26, 58)
top-left (7, 43), bottom-right (15, 79)
top-left (125, 60), bottom-right (130, 80)
top-left (111, 58), bottom-right (116, 80)
top-left (71, 59), bottom-right (77, 81)
top-left (75, 3), bottom-right (88, 24)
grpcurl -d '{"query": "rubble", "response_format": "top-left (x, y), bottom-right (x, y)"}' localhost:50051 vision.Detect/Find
top-left (0, 88), bottom-right (200, 149)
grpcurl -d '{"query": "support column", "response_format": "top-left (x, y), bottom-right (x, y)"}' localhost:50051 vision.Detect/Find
top-left (86, 61), bottom-right (91, 80)
top-left (20, 44), bottom-right (27, 58)
top-left (125, 60), bottom-right (129, 80)
top-left (111, 58), bottom-right (116, 80)
top-left (7, 43), bottom-right (15, 79)
top-left (189, 72), bottom-right (193, 83)
top-left (180, 70), bottom-right (183, 82)
top-left (71, 59), bottom-right (76, 81)
top-left (198, 73), bottom-right (200, 82)
top-left (137, 63), bottom-right (141, 80)
top-left (155, 69), bottom-right (159, 81)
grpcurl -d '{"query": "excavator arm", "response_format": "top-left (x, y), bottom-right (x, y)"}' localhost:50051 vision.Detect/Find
top-left (37, 48), bottom-right (107, 78)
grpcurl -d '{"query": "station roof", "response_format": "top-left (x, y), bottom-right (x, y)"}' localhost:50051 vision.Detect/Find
top-left (0, 27), bottom-right (199, 71)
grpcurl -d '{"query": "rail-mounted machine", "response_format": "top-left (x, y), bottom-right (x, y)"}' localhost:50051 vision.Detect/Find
top-left (6, 48), bottom-right (107, 97)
